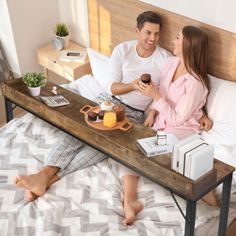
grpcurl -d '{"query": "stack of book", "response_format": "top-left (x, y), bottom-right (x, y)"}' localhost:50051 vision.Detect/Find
top-left (172, 134), bottom-right (214, 180)
top-left (137, 133), bottom-right (178, 157)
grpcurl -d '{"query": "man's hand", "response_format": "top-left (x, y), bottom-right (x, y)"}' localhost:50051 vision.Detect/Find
top-left (131, 78), bottom-right (142, 91)
top-left (199, 114), bottom-right (213, 131)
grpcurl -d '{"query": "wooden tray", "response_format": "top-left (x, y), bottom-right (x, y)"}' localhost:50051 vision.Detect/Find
top-left (80, 105), bottom-right (133, 131)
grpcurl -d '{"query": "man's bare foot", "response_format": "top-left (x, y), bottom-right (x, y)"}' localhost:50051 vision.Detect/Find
top-left (15, 173), bottom-right (49, 196)
top-left (25, 190), bottom-right (38, 202)
top-left (123, 200), bottom-right (143, 225)
top-left (202, 191), bottom-right (219, 207)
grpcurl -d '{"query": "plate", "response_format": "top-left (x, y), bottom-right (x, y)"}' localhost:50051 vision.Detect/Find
top-left (80, 105), bottom-right (132, 131)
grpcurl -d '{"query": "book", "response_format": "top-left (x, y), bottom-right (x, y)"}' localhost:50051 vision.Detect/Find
top-left (183, 143), bottom-right (214, 180)
top-left (137, 133), bottom-right (178, 157)
top-left (171, 134), bottom-right (214, 180)
top-left (171, 134), bottom-right (200, 171)
top-left (59, 50), bottom-right (87, 63)
top-left (177, 138), bottom-right (203, 174)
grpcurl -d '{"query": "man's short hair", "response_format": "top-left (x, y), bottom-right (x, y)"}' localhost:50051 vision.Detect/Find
top-left (136, 11), bottom-right (162, 30)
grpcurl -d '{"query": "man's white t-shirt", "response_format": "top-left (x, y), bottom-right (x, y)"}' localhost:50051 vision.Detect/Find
top-left (107, 40), bottom-right (170, 111)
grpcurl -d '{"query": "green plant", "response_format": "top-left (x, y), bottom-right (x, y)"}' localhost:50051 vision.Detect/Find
top-left (22, 72), bottom-right (46, 87)
top-left (54, 23), bottom-right (69, 37)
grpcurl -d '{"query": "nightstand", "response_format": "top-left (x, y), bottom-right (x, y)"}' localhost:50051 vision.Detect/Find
top-left (37, 41), bottom-right (90, 82)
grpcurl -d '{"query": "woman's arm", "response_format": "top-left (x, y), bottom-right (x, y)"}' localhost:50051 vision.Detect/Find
top-left (141, 79), bottom-right (208, 127)
top-left (143, 109), bottom-right (158, 128)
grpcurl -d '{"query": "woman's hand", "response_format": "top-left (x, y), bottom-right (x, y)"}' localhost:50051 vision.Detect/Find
top-left (143, 109), bottom-right (157, 128)
top-left (199, 114), bottom-right (213, 131)
top-left (139, 81), bottom-right (161, 100)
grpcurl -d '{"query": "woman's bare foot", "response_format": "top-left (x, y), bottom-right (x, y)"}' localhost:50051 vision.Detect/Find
top-left (15, 172), bottom-right (49, 196)
top-left (123, 200), bottom-right (143, 225)
top-left (25, 190), bottom-right (38, 202)
top-left (202, 191), bottom-right (219, 207)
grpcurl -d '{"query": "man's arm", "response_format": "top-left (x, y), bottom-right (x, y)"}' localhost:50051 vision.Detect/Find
top-left (107, 42), bottom-right (142, 96)
top-left (111, 79), bottom-right (140, 95)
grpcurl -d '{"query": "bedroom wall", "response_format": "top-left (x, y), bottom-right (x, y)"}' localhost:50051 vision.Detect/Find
top-left (140, 0), bottom-right (236, 33)
top-left (6, 0), bottom-right (60, 75)
top-left (0, 1), bottom-right (21, 77)
top-left (58, 0), bottom-right (90, 47)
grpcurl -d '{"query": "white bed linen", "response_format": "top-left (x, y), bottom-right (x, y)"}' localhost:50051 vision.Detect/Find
top-left (61, 74), bottom-right (104, 101)
top-left (0, 114), bottom-right (235, 236)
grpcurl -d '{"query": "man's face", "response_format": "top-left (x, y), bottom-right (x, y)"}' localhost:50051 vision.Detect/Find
top-left (136, 22), bottom-right (160, 52)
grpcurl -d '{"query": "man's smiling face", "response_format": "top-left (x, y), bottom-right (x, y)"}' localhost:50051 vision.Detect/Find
top-left (136, 22), bottom-right (160, 53)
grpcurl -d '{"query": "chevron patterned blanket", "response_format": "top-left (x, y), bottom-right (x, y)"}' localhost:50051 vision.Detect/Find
top-left (0, 114), bottom-right (235, 236)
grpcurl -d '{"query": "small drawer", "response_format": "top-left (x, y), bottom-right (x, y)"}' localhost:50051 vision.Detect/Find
top-left (37, 54), bottom-right (74, 81)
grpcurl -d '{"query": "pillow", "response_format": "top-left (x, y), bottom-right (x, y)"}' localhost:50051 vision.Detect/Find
top-left (61, 74), bottom-right (104, 101)
top-left (202, 75), bottom-right (236, 145)
top-left (87, 48), bottom-right (111, 91)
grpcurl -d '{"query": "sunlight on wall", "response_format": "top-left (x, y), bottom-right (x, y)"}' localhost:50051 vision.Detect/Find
top-left (58, 0), bottom-right (89, 47)
top-left (99, 5), bottom-right (111, 54)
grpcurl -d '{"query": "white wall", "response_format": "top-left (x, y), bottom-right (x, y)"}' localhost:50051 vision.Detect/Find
top-left (0, 0), bottom-right (21, 76)
top-left (6, 0), bottom-right (60, 75)
top-left (58, 0), bottom-right (89, 47)
top-left (140, 0), bottom-right (236, 33)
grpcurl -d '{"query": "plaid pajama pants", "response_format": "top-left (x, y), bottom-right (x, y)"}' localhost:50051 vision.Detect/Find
top-left (45, 133), bottom-right (107, 177)
top-left (45, 92), bottom-right (144, 178)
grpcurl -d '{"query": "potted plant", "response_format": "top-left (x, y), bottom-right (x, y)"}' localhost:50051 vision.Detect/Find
top-left (22, 72), bottom-right (46, 96)
top-left (54, 23), bottom-right (70, 48)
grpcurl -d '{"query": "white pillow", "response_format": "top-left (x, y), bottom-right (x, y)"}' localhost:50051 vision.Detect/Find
top-left (61, 74), bottom-right (104, 101)
top-left (202, 75), bottom-right (236, 145)
top-left (87, 48), bottom-right (111, 91)
top-left (201, 75), bottom-right (236, 189)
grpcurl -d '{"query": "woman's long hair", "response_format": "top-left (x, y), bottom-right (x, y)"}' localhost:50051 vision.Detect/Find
top-left (182, 26), bottom-right (209, 89)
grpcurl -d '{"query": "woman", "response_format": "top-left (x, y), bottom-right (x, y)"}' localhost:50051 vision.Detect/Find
top-left (121, 26), bottom-right (216, 226)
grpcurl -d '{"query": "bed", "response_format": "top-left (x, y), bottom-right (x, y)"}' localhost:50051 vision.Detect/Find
top-left (1, 0), bottom-right (236, 235)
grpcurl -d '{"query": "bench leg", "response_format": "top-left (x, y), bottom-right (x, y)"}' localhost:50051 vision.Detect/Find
top-left (218, 174), bottom-right (232, 236)
top-left (4, 97), bottom-right (13, 122)
top-left (185, 199), bottom-right (196, 236)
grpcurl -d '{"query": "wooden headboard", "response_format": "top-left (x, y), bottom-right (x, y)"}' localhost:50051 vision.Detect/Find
top-left (88, 0), bottom-right (236, 82)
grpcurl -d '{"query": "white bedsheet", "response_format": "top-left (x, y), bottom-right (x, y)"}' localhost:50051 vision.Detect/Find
top-left (0, 113), bottom-right (235, 236)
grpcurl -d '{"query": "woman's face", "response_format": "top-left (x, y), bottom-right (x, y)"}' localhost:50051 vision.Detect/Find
top-left (172, 31), bottom-right (183, 56)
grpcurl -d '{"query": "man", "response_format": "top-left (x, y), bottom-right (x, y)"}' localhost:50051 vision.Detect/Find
top-left (15, 11), bottom-right (212, 204)
top-left (96, 11), bottom-right (170, 124)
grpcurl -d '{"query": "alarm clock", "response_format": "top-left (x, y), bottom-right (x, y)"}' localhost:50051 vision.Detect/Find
top-left (52, 37), bottom-right (64, 50)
